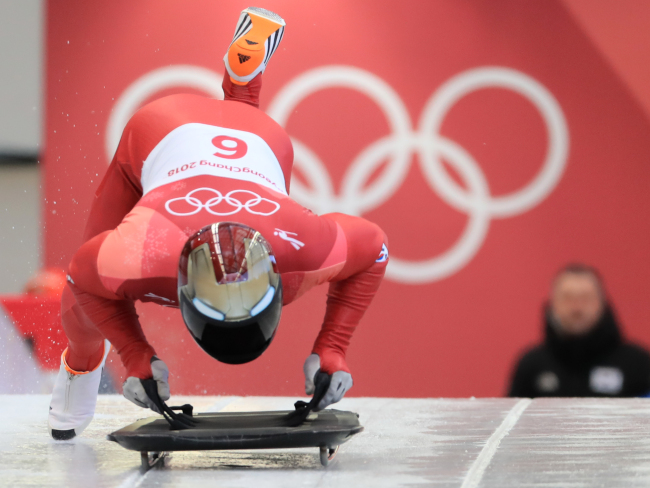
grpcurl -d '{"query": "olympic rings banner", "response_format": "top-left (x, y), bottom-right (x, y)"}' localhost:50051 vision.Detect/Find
top-left (44, 1), bottom-right (650, 397)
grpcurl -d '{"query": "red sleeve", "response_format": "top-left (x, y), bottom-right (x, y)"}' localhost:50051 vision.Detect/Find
top-left (83, 132), bottom-right (143, 242)
top-left (311, 213), bottom-right (388, 374)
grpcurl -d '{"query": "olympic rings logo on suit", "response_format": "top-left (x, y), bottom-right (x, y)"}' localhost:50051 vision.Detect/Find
top-left (108, 64), bottom-right (569, 284)
top-left (165, 188), bottom-right (280, 217)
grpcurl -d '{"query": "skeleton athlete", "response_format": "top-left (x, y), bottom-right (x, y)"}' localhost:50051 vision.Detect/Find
top-left (48, 7), bottom-right (388, 439)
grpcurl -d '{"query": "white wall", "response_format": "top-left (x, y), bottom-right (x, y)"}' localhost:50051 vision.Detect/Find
top-left (0, 1), bottom-right (43, 293)
top-left (0, 0), bottom-right (43, 155)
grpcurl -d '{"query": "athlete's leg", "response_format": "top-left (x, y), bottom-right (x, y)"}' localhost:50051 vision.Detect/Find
top-left (56, 157), bottom-right (141, 384)
top-left (67, 227), bottom-right (159, 381)
top-left (65, 212), bottom-right (181, 414)
top-left (59, 151), bottom-right (143, 371)
top-left (221, 7), bottom-right (286, 108)
top-left (49, 284), bottom-right (111, 439)
top-left (61, 284), bottom-right (105, 372)
top-left (68, 201), bottom-right (191, 380)
top-left (222, 73), bottom-right (262, 108)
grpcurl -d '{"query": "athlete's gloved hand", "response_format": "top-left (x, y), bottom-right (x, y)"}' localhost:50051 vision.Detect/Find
top-left (122, 357), bottom-right (170, 413)
top-left (303, 353), bottom-right (353, 411)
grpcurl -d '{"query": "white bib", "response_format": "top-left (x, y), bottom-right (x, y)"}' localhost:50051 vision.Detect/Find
top-left (141, 123), bottom-right (287, 196)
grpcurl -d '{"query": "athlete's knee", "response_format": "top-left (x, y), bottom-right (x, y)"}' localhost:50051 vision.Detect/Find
top-left (68, 245), bottom-right (95, 295)
top-left (68, 231), bottom-right (118, 299)
top-left (325, 213), bottom-right (384, 245)
top-left (324, 212), bottom-right (388, 276)
top-left (374, 233), bottom-right (389, 268)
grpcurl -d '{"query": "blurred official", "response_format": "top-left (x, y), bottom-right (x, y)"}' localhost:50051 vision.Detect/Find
top-left (509, 264), bottom-right (650, 397)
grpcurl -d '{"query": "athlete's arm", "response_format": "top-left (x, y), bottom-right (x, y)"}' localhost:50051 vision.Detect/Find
top-left (311, 213), bottom-right (388, 375)
top-left (298, 213), bottom-right (387, 409)
top-left (83, 135), bottom-right (143, 241)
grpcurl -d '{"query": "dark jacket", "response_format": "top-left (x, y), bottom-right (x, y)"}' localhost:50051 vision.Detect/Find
top-left (508, 305), bottom-right (650, 397)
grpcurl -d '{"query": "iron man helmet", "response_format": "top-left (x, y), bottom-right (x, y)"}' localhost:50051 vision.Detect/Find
top-left (178, 222), bottom-right (282, 364)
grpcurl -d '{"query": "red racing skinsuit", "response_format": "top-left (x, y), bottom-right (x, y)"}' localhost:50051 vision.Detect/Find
top-left (63, 82), bottom-right (388, 383)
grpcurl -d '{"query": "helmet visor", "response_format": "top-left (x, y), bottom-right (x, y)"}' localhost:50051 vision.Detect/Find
top-left (178, 222), bottom-right (282, 363)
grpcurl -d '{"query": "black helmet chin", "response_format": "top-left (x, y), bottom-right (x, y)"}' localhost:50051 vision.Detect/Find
top-left (179, 280), bottom-right (282, 364)
top-left (177, 222), bottom-right (283, 365)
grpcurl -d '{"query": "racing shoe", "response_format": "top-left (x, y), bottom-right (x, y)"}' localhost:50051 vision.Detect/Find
top-left (224, 7), bottom-right (285, 85)
top-left (48, 340), bottom-right (111, 440)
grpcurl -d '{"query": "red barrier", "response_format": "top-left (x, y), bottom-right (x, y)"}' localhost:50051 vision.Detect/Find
top-left (44, 1), bottom-right (650, 396)
top-left (1, 295), bottom-right (65, 371)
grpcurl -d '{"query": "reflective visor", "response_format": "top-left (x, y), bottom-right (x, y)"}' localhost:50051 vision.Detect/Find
top-left (178, 222), bottom-right (282, 364)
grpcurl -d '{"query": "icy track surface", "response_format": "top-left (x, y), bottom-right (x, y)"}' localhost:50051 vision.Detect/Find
top-left (4, 395), bottom-right (650, 487)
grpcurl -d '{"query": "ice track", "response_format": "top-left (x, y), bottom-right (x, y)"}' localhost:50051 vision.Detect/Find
top-left (3, 395), bottom-right (650, 487)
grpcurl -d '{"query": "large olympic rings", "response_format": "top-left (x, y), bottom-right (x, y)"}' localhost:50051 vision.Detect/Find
top-left (108, 64), bottom-right (569, 283)
top-left (267, 66), bottom-right (569, 283)
top-left (165, 188), bottom-right (280, 217)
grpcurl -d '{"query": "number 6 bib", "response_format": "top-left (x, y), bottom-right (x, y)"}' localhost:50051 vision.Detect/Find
top-left (140, 123), bottom-right (288, 196)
